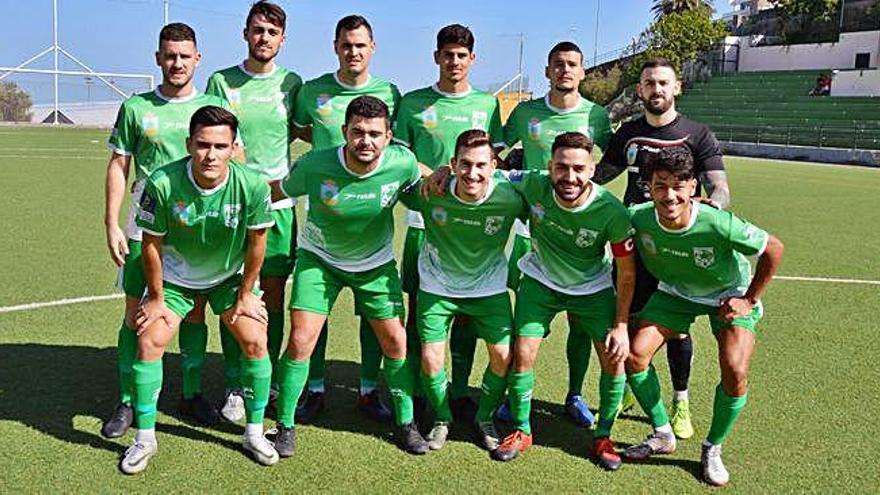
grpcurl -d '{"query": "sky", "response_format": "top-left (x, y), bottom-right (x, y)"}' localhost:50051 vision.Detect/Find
top-left (1, 0), bottom-right (727, 103)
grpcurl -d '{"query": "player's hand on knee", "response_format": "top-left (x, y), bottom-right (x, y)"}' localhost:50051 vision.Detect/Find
top-left (718, 297), bottom-right (754, 322)
top-left (135, 297), bottom-right (175, 335)
top-left (229, 291), bottom-right (268, 325)
top-left (106, 224), bottom-right (129, 267)
top-left (605, 322), bottom-right (630, 364)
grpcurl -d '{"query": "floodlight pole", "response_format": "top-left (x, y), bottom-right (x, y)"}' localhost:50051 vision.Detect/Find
top-left (517, 33), bottom-right (524, 102)
top-left (53, 0), bottom-right (59, 124)
top-left (593, 0), bottom-right (601, 66)
top-left (164, 0), bottom-right (169, 26)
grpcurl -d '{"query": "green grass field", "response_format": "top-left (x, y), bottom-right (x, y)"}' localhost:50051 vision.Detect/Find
top-left (1, 125), bottom-right (878, 492)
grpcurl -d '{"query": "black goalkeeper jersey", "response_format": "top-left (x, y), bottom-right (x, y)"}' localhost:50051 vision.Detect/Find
top-left (597, 113), bottom-right (724, 206)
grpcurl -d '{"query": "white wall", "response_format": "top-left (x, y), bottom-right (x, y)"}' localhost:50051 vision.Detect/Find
top-left (735, 31), bottom-right (880, 72)
top-left (831, 69), bottom-right (880, 96)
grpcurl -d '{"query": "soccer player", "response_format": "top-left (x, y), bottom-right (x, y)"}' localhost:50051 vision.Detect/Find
top-left (270, 96), bottom-right (430, 457)
top-left (290, 14), bottom-right (401, 422)
top-left (594, 57), bottom-right (733, 438)
top-left (102, 22), bottom-right (225, 438)
top-left (120, 106), bottom-right (279, 474)
top-left (393, 24), bottom-right (504, 422)
top-left (205, 0), bottom-right (302, 422)
top-left (498, 41), bottom-right (614, 427)
top-left (619, 145), bottom-right (783, 486)
top-left (399, 129), bottom-right (522, 452)
top-left (490, 133), bottom-right (635, 470)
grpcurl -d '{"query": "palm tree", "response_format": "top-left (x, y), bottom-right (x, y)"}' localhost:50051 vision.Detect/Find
top-left (651, 0), bottom-right (715, 19)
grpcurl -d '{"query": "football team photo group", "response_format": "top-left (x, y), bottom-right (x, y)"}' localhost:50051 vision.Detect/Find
top-left (94, 1), bottom-right (787, 487)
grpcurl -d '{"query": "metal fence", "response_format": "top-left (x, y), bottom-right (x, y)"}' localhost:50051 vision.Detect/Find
top-left (712, 123), bottom-right (880, 150)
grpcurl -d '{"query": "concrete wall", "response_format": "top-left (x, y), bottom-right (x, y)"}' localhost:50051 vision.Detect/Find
top-left (830, 68), bottom-right (880, 96)
top-left (736, 31), bottom-right (880, 72)
top-left (722, 141), bottom-right (880, 167)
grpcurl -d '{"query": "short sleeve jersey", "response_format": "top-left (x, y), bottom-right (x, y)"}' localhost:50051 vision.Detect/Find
top-left (599, 114), bottom-right (724, 206)
top-left (136, 159), bottom-right (274, 290)
top-left (629, 202), bottom-right (769, 306)
top-left (399, 174), bottom-right (525, 298)
top-left (280, 145), bottom-right (420, 272)
top-left (508, 170), bottom-right (634, 295)
top-left (293, 73), bottom-right (401, 151)
top-left (504, 95), bottom-right (613, 170)
top-left (108, 88), bottom-right (228, 181)
top-left (206, 64), bottom-right (303, 181)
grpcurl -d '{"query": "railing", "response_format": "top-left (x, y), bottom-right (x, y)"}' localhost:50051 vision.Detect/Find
top-left (712, 123), bottom-right (880, 150)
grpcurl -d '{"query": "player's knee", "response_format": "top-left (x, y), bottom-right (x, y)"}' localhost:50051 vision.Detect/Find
top-left (625, 348), bottom-right (651, 373)
top-left (722, 364), bottom-right (749, 396)
top-left (137, 333), bottom-right (167, 360)
top-left (512, 341), bottom-right (537, 372)
top-left (420, 346), bottom-right (444, 375)
top-left (488, 347), bottom-right (511, 376)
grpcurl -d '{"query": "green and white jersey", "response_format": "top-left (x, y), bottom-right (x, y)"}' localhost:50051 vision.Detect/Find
top-left (629, 202), bottom-right (769, 306)
top-left (108, 88), bottom-right (228, 241)
top-left (206, 63), bottom-right (302, 182)
top-left (293, 72), bottom-right (401, 151)
top-left (280, 144), bottom-right (420, 272)
top-left (135, 158), bottom-right (274, 290)
top-left (400, 173), bottom-right (525, 297)
top-left (394, 84), bottom-right (504, 229)
top-left (507, 170), bottom-right (633, 295)
top-left (504, 94), bottom-right (613, 169)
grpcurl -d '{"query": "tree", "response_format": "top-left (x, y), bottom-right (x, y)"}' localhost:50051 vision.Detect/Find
top-left (651, 0), bottom-right (714, 19)
top-left (0, 82), bottom-right (33, 122)
top-left (580, 65), bottom-right (624, 106)
top-left (772, 0), bottom-right (840, 41)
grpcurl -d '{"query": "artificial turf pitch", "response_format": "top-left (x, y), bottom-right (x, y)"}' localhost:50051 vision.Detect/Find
top-left (0, 126), bottom-right (878, 492)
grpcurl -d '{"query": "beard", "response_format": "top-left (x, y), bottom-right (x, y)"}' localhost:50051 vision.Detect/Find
top-left (553, 180), bottom-right (587, 202)
top-left (249, 45), bottom-right (276, 63)
top-left (641, 94), bottom-right (673, 115)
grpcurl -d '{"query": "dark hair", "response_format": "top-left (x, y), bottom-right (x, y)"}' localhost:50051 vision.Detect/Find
top-left (335, 15), bottom-right (373, 41)
top-left (189, 105), bottom-right (238, 138)
top-left (551, 131), bottom-right (593, 155)
top-left (344, 95), bottom-right (389, 127)
top-left (246, 1), bottom-right (286, 32)
top-left (640, 57), bottom-right (678, 78)
top-left (437, 24), bottom-right (474, 52)
top-left (547, 41), bottom-right (582, 65)
top-left (159, 22), bottom-right (196, 49)
top-left (644, 145), bottom-right (694, 181)
top-left (454, 129), bottom-right (492, 156)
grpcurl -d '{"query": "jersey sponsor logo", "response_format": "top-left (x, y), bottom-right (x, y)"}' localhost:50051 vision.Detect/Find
top-left (471, 111), bottom-right (488, 130)
top-left (575, 228), bottom-right (599, 248)
top-left (640, 234), bottom-right (657, 255)
top-left (316, 94), bottom-right (333, 117)
top-left (223, 204), bottom-right (241, 228)
top-left (143, 113), bottom-right (160, 137)
top-left (484, 216), bottom-right (504, 236)
top-left (320, 180), bottom-right (339, 206)
top-left (530, 202), bottom-right (546, 222)
top-left (380, 181), bottom-right (400, 207)
top-left (528, 118), bottom-right (541, 141)
top-left (431, 206), bottom-right (448, 226)
top-left (422, 105), bottom-right (438, 129)
top-left (693, 247), bottom-right (715, 268)
top-left (227, 88), bottom-right (242, 109)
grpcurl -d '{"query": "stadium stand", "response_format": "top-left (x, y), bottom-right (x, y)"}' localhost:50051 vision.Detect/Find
top-left (677, 70), bottom-right (880, 150)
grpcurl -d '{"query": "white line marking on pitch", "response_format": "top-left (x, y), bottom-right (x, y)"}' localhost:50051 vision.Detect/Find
top-left (0, 275), bottom-right (877, 315)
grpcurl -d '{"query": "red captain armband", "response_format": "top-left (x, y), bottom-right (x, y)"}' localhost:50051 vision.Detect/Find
top-left (611, 238), bottom-right (635, 257)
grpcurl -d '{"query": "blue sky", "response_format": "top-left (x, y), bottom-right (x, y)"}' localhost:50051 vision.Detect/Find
top-left (2, 0), bottom-right (725, 103)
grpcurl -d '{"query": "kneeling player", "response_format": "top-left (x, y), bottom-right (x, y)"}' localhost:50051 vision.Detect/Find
top-left (270, 96), bottom-right (430, 456)
top-left (400, 129), bottom-right (523, 452)
top-left (491, 133), bottom-right (635, 469)
top-left (620, 146), bottom-right (783, 486)
top-left (121, 106), bottom-right (279, 474)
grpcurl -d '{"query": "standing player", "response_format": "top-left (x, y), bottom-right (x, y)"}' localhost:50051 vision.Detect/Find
top-left (393, 24), bottom-right (504, 422)
top-left (399, 130), bottom-right (522, 452)
top-left (120, 106), bottom-right (279, 474)
top-left (594, 57), bottom-right (732, 439)
top-left (205, 1), bottom-right (302, 422)
top-left (102, 23), bottom-right (225, 438)
top-left (291, 15), bottom-right (401, 422)
top-left (498, 41), bottom-right (614, 427)
top-left (491, 133), bottom-right (635, 470)
top-left (618, 146), bottom-right (783, 486)
top-left (270, 96), bottom-right (430, 456)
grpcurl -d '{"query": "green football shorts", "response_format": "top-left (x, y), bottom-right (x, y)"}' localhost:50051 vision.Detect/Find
top-left (639, 290), bottom-right (763, 335)
top-left (289, 248), bottom-right (405, 320)
top-left (401, 227), bottom-right (424, 295)
top-left (417, 290), bottom-right (512, 345)
top-left (514, 275), bottom-right (616, 342)
top-left (261, 206), bottom-right (296, 278)
top-left (163, 275), bottom-right (246, 319)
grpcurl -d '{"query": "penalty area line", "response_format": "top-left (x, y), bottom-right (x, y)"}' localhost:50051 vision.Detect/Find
top-left (0, 275), bottom-right (877, 315)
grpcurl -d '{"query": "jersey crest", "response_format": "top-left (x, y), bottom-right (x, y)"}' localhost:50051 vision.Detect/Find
top-left (528, 118), bottom-right (542, 141)
top-left (693, 247), bottom-right (715, 268)
top-left (530, 202), bottom-right (546, 222)
top-left (484, 216), bottom-right (504, 236)
top-left (626, 143), bottom-right (639, 165)
top-left (316, 94), bottom-right (333, 117)
top-left (471, 111), bottom-right (488, 130)
top-left (431, 206), bottom-right (448, 226)
top-left (422, 105), bottom-right (438, 129)
top-left (575, 228), bottom-right (598, 248)
top-left (640, 233), bottom-right (657, 255)
top-left (380, 182), bottom-right (400, 208)
top-left (320, 180), bottom-right (339, 206)
top-left (223, 204), bottom-right (241, 228)
top-left (174, 201), bottom-right (195, 226)
top-left (227, 88), bottom-right (242, 110)
top-left (143, 113), bottom-right (160, 137)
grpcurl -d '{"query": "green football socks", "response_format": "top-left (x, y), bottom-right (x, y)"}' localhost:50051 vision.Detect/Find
top-left (241, 356), bottom-right (272, 425)
top-left (116, 322), bottom-right (137, 405)
top-left (628, 365), bottom-right (670, 429)
top-left (133, 359), bottom-right (163, 430)
top-left (276, 354), bottom-right (309, 428)
top-left (706, 384), bottom-right (748, 445)
top-left (594, 373), bottom-right (626, 438)
top-left (422, 369), bottom-right (452, 423)
top-left (383, 356), bottom-right (415, 426)
top-left (475, 368), bottom-right (507, 423)
top-left (508, 370), bottom-right (535, 435)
